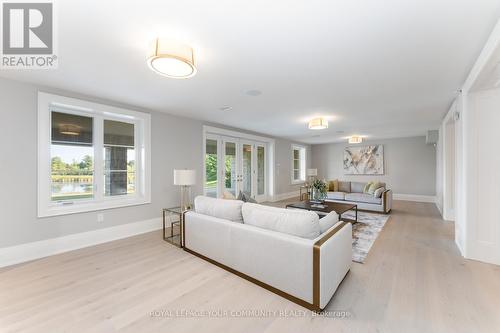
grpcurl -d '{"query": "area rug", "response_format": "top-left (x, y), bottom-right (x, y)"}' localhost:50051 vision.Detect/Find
top-left (341, 210), bottom-right (390, 263)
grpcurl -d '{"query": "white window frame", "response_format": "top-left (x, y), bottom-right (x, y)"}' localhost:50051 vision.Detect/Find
top-left (37, 92), bottom-right (151, 217)
top-left (291, 145), bottom-right (306, 185)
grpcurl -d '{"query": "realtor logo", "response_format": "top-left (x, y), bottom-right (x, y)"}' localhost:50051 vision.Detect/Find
top-left (1, 1), bottom-right (57, 68)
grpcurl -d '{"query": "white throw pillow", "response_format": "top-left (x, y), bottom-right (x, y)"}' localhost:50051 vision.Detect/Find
top-left (241, 203), bottom-right (320, 239)
top-left (194, 196), bottom-right (244, 223)
top-left (319, 211), bottom-right (339, 233)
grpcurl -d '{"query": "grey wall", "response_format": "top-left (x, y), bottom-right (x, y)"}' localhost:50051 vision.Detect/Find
top-left (311, 137), bottom-right (436, 195)
top-left (0, 78), bottom-right (204, 248)
top-left (0, 78), bottom-right (309, 248)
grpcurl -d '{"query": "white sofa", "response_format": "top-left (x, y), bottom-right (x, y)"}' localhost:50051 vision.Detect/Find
top-left (183, 196), bottom-right (352, 311)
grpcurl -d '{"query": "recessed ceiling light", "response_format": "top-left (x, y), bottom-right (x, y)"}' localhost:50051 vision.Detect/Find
top-left (246, 90), bottom-right (262, 96)
top-left (219, 106), bottom-right (233, 111)
top-left (348, 136), bottom-right (363, 144)
top-left (308, 117), bottom-right (328, 130)
top-left (147, 38), bottom-right (196, 79)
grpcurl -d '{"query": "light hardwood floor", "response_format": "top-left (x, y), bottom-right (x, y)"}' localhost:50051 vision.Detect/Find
top-left (1, 200), bottom-right (499, 333)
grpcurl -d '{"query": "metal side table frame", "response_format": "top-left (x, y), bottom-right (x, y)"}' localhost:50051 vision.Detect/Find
top-left (162, 207), bottom-right (187, 248)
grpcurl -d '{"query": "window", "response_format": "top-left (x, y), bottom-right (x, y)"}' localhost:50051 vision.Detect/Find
top-left (291, 145), bottom-right (306, 184)
top-left (38, 92), bottom-right (151, 217)
top-left (103, 120), bottom-right (135, 197)
top-left (51, 112), bottom-right (94, 201)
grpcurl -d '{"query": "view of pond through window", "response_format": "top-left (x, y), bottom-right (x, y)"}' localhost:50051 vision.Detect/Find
top-left (51, 144), bottom-right (94, 201)
top-left (51, 112), bottom-right (94, 201)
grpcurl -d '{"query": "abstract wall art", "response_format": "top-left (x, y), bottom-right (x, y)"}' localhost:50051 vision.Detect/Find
top-left (343, 145), bottom-right (384, 175)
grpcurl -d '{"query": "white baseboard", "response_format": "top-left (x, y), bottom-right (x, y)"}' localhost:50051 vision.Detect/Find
top-left (0, 217), bottom-right (163, 268)
top-left (436, 202), bottom-right (443, 216)
top-left (455, 237), bottom-right (464, 256)
top-left (393, 193), bottom-right (436, 203)
top-left (271, 190), bottom-right (300, 202)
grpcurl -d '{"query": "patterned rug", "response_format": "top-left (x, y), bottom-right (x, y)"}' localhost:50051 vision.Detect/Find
top-left (341, 210), bottom-right (390, 263)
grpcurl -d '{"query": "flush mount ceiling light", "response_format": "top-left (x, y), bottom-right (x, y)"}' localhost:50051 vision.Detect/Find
top-left (348, 136), bottom-right (363, 144)
top-left (147, 38), bottom-right (196, 79)
top-left (59, 124), bottom-right (81, 136)
top-left (308, 117), bottom-right (328, 130)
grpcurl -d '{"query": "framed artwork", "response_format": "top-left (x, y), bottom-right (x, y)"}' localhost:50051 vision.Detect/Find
top-left (343, 145), bottom-right (384, 175)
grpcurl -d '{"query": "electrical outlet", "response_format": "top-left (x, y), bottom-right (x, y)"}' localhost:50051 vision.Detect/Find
top-left (97, 213), bottom-right (104, 222)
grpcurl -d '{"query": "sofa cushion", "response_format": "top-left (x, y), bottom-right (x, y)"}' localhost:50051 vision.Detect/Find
top-left (364, 181), bottom-right (374, 193)
top-left (328, 179), bottom-right (339, 192)
top-left (237, 191), bottom-right (257, 203)
top-left (327, 191), bottom-right (345, 200)
top-left (319, 211), bottom-right (339, 233)
top-left (351, 182), bottom-right (366, 193)
top-left (222, 190), bottom-right (236, 200)
top-left (344, 193), bottom-right (382, 204)
top-left (368, 181), bottom-right (384, 195)
top-left (338, 181), bottom-right (351, 193)
top-left (242, 203), bottom-right (320, 239)
top-left (194, 196), bottom-right (244, 223)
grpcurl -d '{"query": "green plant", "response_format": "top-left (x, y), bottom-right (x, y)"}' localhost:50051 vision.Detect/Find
top-left (311, 179), bottom-right (327, 194)
top-left (311, 179), bottom-right (327, 201)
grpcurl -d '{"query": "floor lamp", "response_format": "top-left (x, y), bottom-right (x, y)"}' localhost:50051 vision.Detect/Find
top-left (174, 169), bottom-right (196, 211)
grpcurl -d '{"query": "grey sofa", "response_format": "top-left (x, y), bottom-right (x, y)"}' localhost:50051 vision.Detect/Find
top-left (325, 181), bottom-right (392, 213)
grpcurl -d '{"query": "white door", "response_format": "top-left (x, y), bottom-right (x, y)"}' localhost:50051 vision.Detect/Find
top-left (204, 135), bottom-right (220, 198)
top-left (222, 138), bottom-right (239, 198)
top-left (240, 141), bottom-right (254, 199)
top-left (238, 141), bottom-right (267, 202)
top-left (255, 143), bottom-right (267, 202)
top-left (204, 136), bottom-right (267, 202)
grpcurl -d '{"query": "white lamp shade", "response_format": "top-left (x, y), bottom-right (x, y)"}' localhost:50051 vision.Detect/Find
top-left (307, 168), bottom-right (318, 176)
top-left (173, 169), bottom-right (196, 186)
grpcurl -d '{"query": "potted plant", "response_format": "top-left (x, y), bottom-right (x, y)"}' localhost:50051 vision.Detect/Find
top-left (310, 179), bottom-right (327, 203)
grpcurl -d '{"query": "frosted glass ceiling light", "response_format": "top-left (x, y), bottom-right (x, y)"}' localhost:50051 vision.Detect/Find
top-left (148, 39), bottom-right (197, 78)
top-left (348, 136), bottom-right (363, 144)
top-left (308, 117), bottom-right (328, 130)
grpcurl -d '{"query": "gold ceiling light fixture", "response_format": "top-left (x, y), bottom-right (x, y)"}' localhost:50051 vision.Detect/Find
top-left (348, 136), bottom-right (363, 144)
top-left (147, 38), bottom-right (197, 79)
top-left (59, 124), bottom-right (81, 136)
top-left (308, 117), bottom-right (328, 130)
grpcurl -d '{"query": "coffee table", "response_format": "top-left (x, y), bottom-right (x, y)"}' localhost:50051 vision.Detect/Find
top-left (285, 201), bottom-right (358, 223)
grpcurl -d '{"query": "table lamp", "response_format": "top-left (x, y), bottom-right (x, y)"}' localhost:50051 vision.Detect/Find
top-left (174, 169), bottom-right (196, 211)
top-left (306, 168), bottom-right (318, 184)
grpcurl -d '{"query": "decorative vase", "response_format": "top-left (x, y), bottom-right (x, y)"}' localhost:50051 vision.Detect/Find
top-left (311, 188), bottom-right (325, 202)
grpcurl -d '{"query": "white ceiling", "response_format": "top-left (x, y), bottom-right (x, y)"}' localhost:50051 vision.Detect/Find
top-left (1, 0), bottom-right (499, 144)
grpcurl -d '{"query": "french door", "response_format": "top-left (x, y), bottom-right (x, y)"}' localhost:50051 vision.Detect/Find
top-left (204, 135), bottom-right (267, 202)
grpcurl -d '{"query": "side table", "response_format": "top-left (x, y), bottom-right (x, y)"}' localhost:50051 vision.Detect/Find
top-left (162, 207), bottom-right (188, 248)
top-left (299, 185), bottom-right (310, 201)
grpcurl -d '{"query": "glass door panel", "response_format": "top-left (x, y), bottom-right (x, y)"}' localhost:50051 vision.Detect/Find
top-left (241, 143), bottom-right (253, 197)
top-left (224, 141), bottom-right (237, 197)
top-left (205, 138), bottom-right (218, 197)
top-left (257, 145), bottom-right (265, 196)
